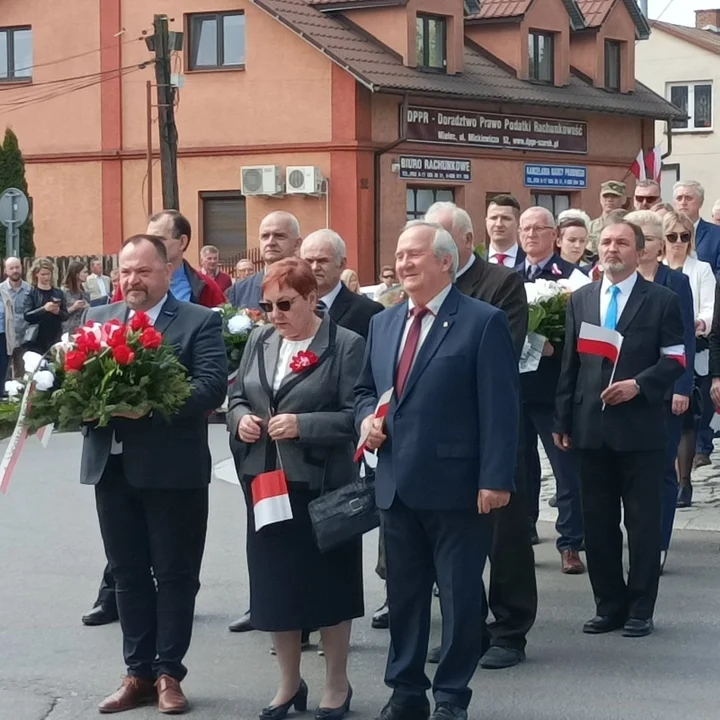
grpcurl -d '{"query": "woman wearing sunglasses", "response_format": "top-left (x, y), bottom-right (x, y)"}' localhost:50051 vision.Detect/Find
top-left (663, 211), bottom-right (717, 508)
top-left (227, 258), bottom-right (364, 720)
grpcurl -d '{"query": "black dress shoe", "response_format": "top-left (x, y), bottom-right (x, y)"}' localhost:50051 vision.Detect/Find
top-left (479, 646), bottom-right (526, 669)
top-left (260, 679), bottom-right (308, 720)
top-left (430, 703), bottom-right (467, 720)
top-left (582, 615), bottom-right (625, 634)
top-left (81, 604), bottom-right (118, 626)
top-left (622, 618), bottom-right (654, 638)
top-left (427, 645), bottom-right (441, 664)
top-left (316, 686), bottom-right (352, 720)
top-left (229, 611), bottom-right (255, 633)
top-left (372, 602), bottom-right (389, 629)
top-left (377, 699), bottom-right (430, 720)
top-left (676, 485), bottom-right (693, 508)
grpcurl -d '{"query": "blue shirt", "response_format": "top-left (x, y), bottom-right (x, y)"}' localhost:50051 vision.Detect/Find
top-left (171, 265), bottom-right (192, 302)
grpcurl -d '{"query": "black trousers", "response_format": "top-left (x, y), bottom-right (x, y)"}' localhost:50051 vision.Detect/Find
top-left (383, 497), bottom-right (491, 710)
top-left (94, 455), bottom-right (209, 681)
top-left (579, 447), bottom-right (664, 621)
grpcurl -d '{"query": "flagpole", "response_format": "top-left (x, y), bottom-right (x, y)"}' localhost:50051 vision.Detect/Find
top-left (602, 337), bottom-right (623, 412)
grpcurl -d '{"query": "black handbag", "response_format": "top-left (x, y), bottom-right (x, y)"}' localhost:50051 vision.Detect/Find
top-left (308, 467), bottom-right (379, 554)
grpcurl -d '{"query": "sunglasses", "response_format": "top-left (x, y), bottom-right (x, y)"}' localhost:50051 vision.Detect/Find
top-left (382, 275), bottom-right (394, 280)
top-left (258, 297), bottom-right (300, 313)
top-left (635, 195), bottom-right (659, 204)
top-left (666, 232), bottom-right (692, 244)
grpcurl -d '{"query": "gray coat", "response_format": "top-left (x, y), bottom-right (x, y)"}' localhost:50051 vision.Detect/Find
top-left (227, 316), bottom-right (364, 493)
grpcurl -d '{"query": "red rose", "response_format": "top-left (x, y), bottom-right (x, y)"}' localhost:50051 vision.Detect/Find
top-left (139, 327), bottom-right (162, 350)
top-left (289, 350), bottom-right (319, 374)
top-left (105, 326), bottom-right (127, 348)
top-left (75, 330), bottom-right (101, 354)
top-left (64, 350), bottom-right (87, 372)
top-left (130, 312), bottom-right (151, 332)
top-left (112, 345), bottom-right (135, 365)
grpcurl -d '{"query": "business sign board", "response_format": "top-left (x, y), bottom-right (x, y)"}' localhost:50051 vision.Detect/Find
top-left (399, 155), bottom-right (472, 182)
top-left (524, 164), bottom-right (588, 189)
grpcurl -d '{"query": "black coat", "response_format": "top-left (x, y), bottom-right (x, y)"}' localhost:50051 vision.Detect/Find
top-left (456, 253), bottom-right (528, 360)
top-left (554, 275), bottom-right (684, 452)
top-left (329, 284), bottom-right (384, 340)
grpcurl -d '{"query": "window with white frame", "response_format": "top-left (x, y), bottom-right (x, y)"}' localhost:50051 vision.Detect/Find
top-left (668, 82), bottom-right (712, 131)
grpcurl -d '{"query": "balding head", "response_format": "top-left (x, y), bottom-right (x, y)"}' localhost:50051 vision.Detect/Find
top-left (4, 256), bottom-right (22, 282)
top-left (259, 211), bottom-right (302, 265)
top-left (301, 229), bottom-right (347, 296)
top-left (425, 202), bottom-right (474, 267)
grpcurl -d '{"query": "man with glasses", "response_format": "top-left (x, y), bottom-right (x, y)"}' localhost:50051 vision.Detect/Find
top-left (633, 180), bottom-right (661, 211)
top-left (588, 181), bottom-right (627, 254)
top-left (373, 266), bottom-right (398, 300)
top-left (516, 207), bottom-right (590, 575)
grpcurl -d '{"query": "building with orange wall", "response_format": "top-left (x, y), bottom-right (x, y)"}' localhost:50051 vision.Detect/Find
top-left (0, 0), bottom-right (681, 281)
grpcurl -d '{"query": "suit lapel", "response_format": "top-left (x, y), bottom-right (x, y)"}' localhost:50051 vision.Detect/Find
top-left (588, 282), bottom-right (602, 326)
top-left (260, 331), bottom-right (282, 400)
top-left (615, 276), bottom-right (648, 335)
top-left (153, 294), bottom-right (180, 334)
top-left (329, 285), bottom-right (351, 326)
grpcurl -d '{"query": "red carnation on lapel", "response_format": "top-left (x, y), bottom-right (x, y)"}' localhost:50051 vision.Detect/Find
top-left (290, 350), bottom-right (319, 374)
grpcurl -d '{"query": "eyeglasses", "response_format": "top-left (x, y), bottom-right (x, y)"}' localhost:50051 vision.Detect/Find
top-left (520, 225), bottom-right (554, 235)
top-left (258, 297), bottom-right (300, 313)
top-left (665, 232), bottom-right (692, 244)
top-left (382, 275), bottom-right (394, 281)
top-left (635, 195), bottom-right (659, 204)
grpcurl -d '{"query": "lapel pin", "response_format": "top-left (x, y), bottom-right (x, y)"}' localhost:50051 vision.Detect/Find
top-left (442, 321), bottom-right (449, 328)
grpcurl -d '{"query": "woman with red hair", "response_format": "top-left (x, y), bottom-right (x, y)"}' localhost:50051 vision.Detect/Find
top-left (228, 258), bottom-right (365, 720)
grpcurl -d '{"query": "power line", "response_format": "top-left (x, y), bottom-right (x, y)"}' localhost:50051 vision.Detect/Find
top-left (655, 0), bottom-right (678, 22)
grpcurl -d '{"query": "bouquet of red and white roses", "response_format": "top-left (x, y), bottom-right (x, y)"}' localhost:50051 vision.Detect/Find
top-left (216, 304), bottom-right (267, 374)
top-left (25, 312), bottom-right (192, 432)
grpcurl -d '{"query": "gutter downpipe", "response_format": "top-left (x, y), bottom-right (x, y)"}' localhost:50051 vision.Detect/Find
top-left (373, 94), bottom-right (409, 277)
top-left (662, 120), bottom-right (673, 161)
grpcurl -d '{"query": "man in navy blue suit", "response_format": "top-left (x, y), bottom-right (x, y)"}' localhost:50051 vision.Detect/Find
top-left (515, 206), bottom-right (590, 575)
top-left (355, 221), bottom-right (519, 720)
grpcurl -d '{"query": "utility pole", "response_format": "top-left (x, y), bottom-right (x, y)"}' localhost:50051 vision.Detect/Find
top-left (153, 14), bottom-right (179, 211)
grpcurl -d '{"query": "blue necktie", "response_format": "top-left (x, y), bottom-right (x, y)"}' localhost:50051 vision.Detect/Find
top-left (604, 286), bottom-right (620, 330)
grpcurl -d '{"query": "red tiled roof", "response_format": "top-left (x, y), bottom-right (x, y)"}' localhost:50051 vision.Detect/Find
top-left (576, 0), bottom-right (613, 26)
top-left (470, 0), bottom-right (533, 20)
top-left (309, 0), bottom-right (405, 7)
top-left (651, 20), bottom-right (720, 56)
top-left (248, 0), bottom-right (679, 119)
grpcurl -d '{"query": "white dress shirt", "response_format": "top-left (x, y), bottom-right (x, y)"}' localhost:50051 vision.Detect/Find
top-left (110, 294), bottom-right (168, 455)
top-left (398, 283), bottom-right (453, 374)
top-left (319, 281), bottom-right (343, 311)
top-left (488, 244), bottom-right (519, 268)
top-left (599, 272), bottom-right (637, 327)
top-left (455, 254), bottom-right (476, 280)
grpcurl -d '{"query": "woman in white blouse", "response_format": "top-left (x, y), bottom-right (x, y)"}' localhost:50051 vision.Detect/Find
top-left (663, 210), bottom-right (717, 507)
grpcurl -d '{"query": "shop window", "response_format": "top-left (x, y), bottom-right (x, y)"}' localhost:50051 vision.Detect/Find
top-left (407, 187), bottom-right (455, 220)
top-left (416, 14), bottom-right (446, 72)
top-left (0, 27), bottom-right (32, 82)
top-left (201, 191), bottom-right (247, 260)
top-left (188, 12), bottom-right (245, 70)
top-left (668, 81), bottom-right (712, 131)
top-left (605, 41), bottom-right (621, 92)
top-left (531, 193), bottom-right (570, 218)
top-left (529, 31), bottom-right (553, 84)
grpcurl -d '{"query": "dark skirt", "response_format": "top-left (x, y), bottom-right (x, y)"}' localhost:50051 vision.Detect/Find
top-left (242, 480), bottom-right (364, 632)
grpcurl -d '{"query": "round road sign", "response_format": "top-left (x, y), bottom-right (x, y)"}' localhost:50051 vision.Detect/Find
top-left (0, 188), bottom-right (29, 228)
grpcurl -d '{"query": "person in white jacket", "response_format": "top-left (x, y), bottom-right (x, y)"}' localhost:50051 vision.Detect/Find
top-left (663, 210), bottom-right (717, 507)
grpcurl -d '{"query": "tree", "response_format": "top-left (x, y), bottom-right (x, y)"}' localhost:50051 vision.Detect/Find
top-left (0, 127), bottom-right (35, 258)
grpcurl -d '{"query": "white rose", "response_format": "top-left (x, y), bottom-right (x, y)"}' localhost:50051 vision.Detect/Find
top-left (5, 380), bottom-right (24, 398)
top-left (524, 283), bottom-right (539, 305)
top-left (228, 314), bottom-right (252, 335)
top-left (33, 370), bottom-right (55, 392)
top-left (23, 351), bottom-right (44, 375)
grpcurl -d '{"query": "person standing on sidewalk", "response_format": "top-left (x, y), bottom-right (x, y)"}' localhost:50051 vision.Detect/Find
top-left (0, 256), bottom-right (30, 378)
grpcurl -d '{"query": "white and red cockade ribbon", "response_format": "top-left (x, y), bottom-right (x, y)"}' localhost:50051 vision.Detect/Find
top-left (354, 388), bottom-right (393, 463)
top-left (661, 345), bottom-right (687, 368)
top-left (0, 382), bottom-right (34, 494)
top-left (577, 322), bottom-right (624, 365)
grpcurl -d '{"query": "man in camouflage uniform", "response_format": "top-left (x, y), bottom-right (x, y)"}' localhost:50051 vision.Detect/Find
top-left (588, 180), bottom-right (628, 254)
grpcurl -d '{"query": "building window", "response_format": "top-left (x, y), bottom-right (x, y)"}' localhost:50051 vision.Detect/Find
top-left (605, 41), bottom-right (621, 92)
top-left (668, 82), bottom-right (712, 131)
top-left (528, 32), bottom-right (553, 84)
top-left (407, 187), bottom-right (454, 220)
top-left (0, 27), bottom-right (32, 82)
top-left (188, 12), bottom-right (245, 70)
top-left (416, 14), bottom-right (446, 72)
top-left (201, 191), bottom-right (247, 260)
top-left (531, 193), bottom-right (570, 217)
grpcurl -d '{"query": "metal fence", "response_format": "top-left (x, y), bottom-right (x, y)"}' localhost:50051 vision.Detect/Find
top-left (19, 255), bottom-right (118, 284)
top-left (218, 247), bottom-right (263, 277)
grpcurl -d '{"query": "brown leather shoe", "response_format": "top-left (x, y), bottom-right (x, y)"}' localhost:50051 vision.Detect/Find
top-left (561, 550), bottom-right (586, 575)
top-left (98, 675), bottom-right (157, 714)
top-left (156, 675), bottom-right (189, 714)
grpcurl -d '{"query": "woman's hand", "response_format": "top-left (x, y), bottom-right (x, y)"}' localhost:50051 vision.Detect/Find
top-left (672, 394), bottom-right (690, 416)
top-left (69, 300), bottom-right (87, 313)
top-left (695, 319), bottom-right (707, 336)
top-left (238, 414), bottom-right (263, 443)
top-left (267, 414), bottom-right (299, 441)
top-left (44, 301), bottom-right (60, 314)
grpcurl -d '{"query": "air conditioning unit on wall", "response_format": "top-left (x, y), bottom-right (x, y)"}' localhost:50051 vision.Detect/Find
top-left (286, 166), bottom-right (324, 196)
top-left (241, 165), bottom-right (284, 196)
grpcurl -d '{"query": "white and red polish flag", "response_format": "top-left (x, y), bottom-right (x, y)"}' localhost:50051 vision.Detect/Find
top-left (577, 322), bottom-right (624, 364)
top-left (354, 388), bottom-right (393, 462)
top-left (631, 149), bottom-right (647, 181)
top-left (251, 469), bottom-right (293, 531)
top-left (645, 145), bottom-right (663, 184)
top-left (661, 345), bottom-right (686, 367)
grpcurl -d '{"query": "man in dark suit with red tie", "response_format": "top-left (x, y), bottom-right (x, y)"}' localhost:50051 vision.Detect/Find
top-left (554, 221), bottom-right (684, 638)
top-left (356, 221), bottom-right (519, 720)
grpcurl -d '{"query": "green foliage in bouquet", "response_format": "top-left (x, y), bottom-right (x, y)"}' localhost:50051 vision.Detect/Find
top-left (218, 304), bottom-right (266, 374)
top-left (0, 400), bottom-right (20, 440)
top-left (527, 292), bottom-right (569, 346)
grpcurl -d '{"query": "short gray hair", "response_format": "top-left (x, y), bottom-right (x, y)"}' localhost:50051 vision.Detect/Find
top-left (424, 201), bottom-right (474, 237)
top-left (401, 220), bottom-right (459, 281)
top-left (261, 210), bottom-right (301, 239)
top-left (301, 228), bottom-right (347, 266)
top-left (636, 179), bottom-right (661, 192)
top-left (712, 199), bottom-right (720, 215)
top-left (674, 180), bottom-right (705, 201)
top-left (520, 206), bottom-right (556, 228)
top-left (624, 210), bottom-right (663, 240)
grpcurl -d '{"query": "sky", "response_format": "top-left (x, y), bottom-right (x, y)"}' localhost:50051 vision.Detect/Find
top-left (647, 0), bottom-right (712, 26)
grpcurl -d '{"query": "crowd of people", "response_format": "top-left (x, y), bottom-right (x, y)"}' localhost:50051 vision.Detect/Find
top-left (19, 175), bottom-right (720, 718)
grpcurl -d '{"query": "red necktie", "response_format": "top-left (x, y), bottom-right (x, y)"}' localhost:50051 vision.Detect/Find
top-left (395, 307), bottom-right (429, 397)
top-left (494, 253), bottom-right (508, 265)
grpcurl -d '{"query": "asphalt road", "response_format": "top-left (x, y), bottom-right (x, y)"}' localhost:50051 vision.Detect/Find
top-left (2, 427), bottom-right (720, 719)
